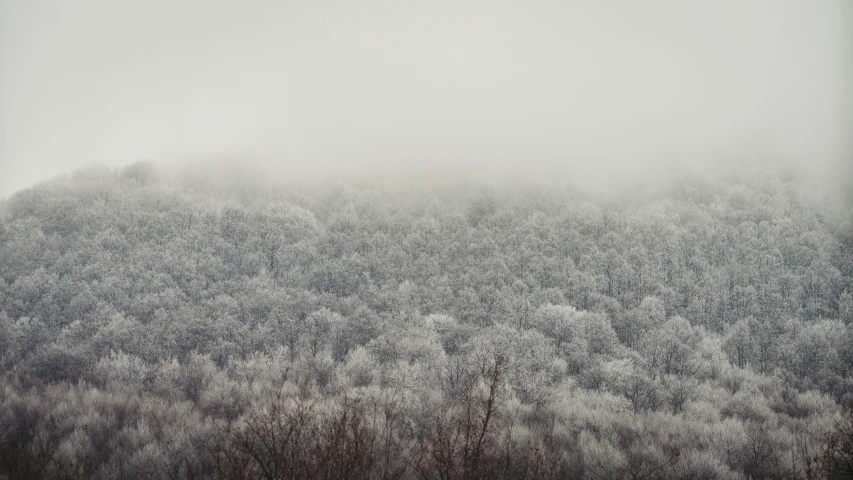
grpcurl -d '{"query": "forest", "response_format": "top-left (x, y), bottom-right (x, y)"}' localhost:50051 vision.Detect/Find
top-left (1, 160), bottom-right (852, 479)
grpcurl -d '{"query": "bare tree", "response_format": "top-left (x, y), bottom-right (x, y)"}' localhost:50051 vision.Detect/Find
top-left (808, 409), bottom-right (853, 479)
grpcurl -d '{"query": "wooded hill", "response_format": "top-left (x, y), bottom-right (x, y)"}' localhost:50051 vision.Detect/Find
top-left (1, 161), bottom-right (852, 479)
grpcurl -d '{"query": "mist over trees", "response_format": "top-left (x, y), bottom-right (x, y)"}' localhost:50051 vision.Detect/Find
top-left (1, 160), bottom-right (852, 479)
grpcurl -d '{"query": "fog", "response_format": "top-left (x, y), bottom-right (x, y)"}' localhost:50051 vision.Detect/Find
top-left (1, 0), bottom-right (851, 197)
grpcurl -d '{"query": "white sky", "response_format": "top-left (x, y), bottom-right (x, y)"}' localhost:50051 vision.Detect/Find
top-left (1, 0), bottom-right (851, 196)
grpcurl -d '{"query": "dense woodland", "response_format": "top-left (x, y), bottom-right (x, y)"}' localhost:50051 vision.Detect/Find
top-left (1, 161), bottom-right (853, 479)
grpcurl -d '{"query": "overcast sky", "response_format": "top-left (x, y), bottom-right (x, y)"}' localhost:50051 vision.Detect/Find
top-left (1, 0), bottom-right (851, 197)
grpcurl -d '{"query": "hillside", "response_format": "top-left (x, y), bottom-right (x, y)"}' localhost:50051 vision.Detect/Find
top-left (1, 161), bottom-right (852, 479)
